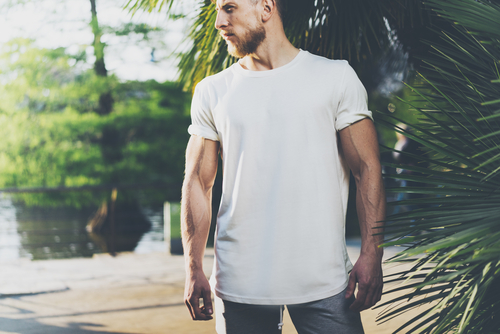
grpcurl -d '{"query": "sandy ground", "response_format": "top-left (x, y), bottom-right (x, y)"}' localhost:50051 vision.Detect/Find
top-left (0, 243), bottom-right (424, 334)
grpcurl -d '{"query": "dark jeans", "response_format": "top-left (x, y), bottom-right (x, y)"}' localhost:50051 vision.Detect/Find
top-left (215, 288), bottom-right (364, 334)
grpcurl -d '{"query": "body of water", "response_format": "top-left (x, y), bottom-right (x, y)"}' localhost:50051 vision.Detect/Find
top-left (0, 196), bottom-right (166, 262)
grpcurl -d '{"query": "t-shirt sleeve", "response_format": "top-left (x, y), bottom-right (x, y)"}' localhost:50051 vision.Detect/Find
top-left (187, 82), bottom-right (220, 142)
top-left (335, 62), bottom-right (373, 131)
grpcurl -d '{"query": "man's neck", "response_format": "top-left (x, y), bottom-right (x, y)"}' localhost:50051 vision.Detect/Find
top-left (239, 38), bottom-right (300, 72)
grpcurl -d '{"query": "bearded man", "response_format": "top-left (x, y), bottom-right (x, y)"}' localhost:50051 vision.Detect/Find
top-left (181, 0), bottom-right (386, 333)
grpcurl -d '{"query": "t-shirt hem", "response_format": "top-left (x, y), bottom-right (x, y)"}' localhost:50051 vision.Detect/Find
top-left (336, 112), bottom-right (373, 131)
top-left (214, 281), bottom-right (349, 305)
top-left (188, 124), bottom-right (220, 142)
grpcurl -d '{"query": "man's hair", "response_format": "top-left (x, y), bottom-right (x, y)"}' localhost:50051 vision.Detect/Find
top-left (262, 0), bottom-right (285, 21)
top-left (212, 0), bottom-right (286, 21)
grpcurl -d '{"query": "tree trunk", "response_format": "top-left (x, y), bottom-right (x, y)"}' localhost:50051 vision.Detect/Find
top-left (90, 0), bottom-right (107, 77)
top-left (89, 0), bottom-right (113, 115)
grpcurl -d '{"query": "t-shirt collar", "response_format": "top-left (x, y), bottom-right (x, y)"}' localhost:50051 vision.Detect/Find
top-left (233, 49), bottom-right (307, 77)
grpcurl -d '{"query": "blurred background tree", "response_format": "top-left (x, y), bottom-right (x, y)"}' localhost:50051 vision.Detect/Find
top-left (0, 0), bottom-right (191, 206)
top-left (0, 0), bottom-right (193, 257)
top-left (0, 38), bottom-right (190, 207)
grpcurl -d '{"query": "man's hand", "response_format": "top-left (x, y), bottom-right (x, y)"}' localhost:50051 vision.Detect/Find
top-left (184, 270), bottom-right (214, 320)
top-left (345, 253), bottom-right (383, 312)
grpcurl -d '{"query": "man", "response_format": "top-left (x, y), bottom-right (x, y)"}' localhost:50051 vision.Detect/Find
top-left (181, 0), bottom-right (385, 332)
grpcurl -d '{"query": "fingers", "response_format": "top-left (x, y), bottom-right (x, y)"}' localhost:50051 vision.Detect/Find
top-left (345, 271), bottom-right (357, 299)
top-left (185, 298), bottom-right (195, 319)
top-left (349, 285), bottom-right (367, 312)
top-left (362, 286), bottom-right (377, 311)
top-left (185, 293), bottom-right (200, 320)
top-left (369, 282), bottom-right (382, 308)
top-left (184, 282), bottom-right (213, 320)
top-left (184, 272), bottom-right (214, 321)
top-left (202, 288), bottom-right (214, 317)
top-left (349, 280), bottom-right (383, 312)
top-left (185, 285), bottom-right (213, 320)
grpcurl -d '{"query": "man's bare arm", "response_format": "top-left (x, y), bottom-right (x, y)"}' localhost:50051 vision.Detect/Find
top-left (181, 135), bottom-right (220, 321)
top-left (339, 118), bottom-right (386, 312)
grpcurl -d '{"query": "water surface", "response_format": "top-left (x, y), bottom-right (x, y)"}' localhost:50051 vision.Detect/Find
top-left (0, 196), bottom-right (165, 261)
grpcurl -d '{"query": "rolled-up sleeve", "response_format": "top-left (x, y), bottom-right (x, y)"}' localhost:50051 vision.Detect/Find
top-left (188, 82), bottom-right (220, 142)
top-left (335, 62), bottom-right (373, 131)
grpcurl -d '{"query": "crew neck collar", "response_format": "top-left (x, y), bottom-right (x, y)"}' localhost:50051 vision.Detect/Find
top-left (233, 49), bottom-right (306, 77)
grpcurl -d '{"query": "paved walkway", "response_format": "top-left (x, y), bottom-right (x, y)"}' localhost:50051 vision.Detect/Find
top-left (0, 242), bottom-right (423, 333)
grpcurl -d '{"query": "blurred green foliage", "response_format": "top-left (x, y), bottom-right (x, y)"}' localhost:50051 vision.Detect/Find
top-left (0, 38), bottom-right (190, 207)
top-left (370, 83), bottom-right (429, 149)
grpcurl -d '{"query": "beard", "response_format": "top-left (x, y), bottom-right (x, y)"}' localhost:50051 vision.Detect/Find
top-left (226, 25), bottom-right (266, 58)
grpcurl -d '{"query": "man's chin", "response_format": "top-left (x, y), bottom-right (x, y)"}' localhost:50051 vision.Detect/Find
top-left (227, 45), bottom-right (246, 59)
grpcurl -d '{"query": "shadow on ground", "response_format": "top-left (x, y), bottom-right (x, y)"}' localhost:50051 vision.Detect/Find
top-left (0, 317), bottom-right (133, 334)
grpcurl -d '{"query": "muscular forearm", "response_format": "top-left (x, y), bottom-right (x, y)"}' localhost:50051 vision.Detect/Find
top-left (354, 165), bottom-right (385, 259)
top-left (181, 178), bottom-right (212, 274)
top-left (181, 136), bottom-right (219, 276)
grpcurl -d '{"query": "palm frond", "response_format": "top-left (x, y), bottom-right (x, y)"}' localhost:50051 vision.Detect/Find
top-left (124, 0), bottom-right (173, 14)
top-left (379, 0), bottom-right (500, 333)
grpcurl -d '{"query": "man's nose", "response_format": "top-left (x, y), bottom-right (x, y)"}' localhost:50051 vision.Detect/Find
top-left (215, 12), bottom-right (228, 30)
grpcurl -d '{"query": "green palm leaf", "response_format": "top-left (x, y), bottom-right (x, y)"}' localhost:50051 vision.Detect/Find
top-left (379, 0), bottom-right (500, 332)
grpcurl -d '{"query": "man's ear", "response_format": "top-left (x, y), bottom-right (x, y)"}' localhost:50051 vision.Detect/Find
top-left (261, 0), bottom-right (276, 22)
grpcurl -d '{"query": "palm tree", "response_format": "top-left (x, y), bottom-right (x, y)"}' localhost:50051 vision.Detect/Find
top-left (376, 0), bottom-right (500, 332)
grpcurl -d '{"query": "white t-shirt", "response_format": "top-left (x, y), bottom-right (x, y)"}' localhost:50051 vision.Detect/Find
top-left (188, 50), bottom-right (373, 305)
